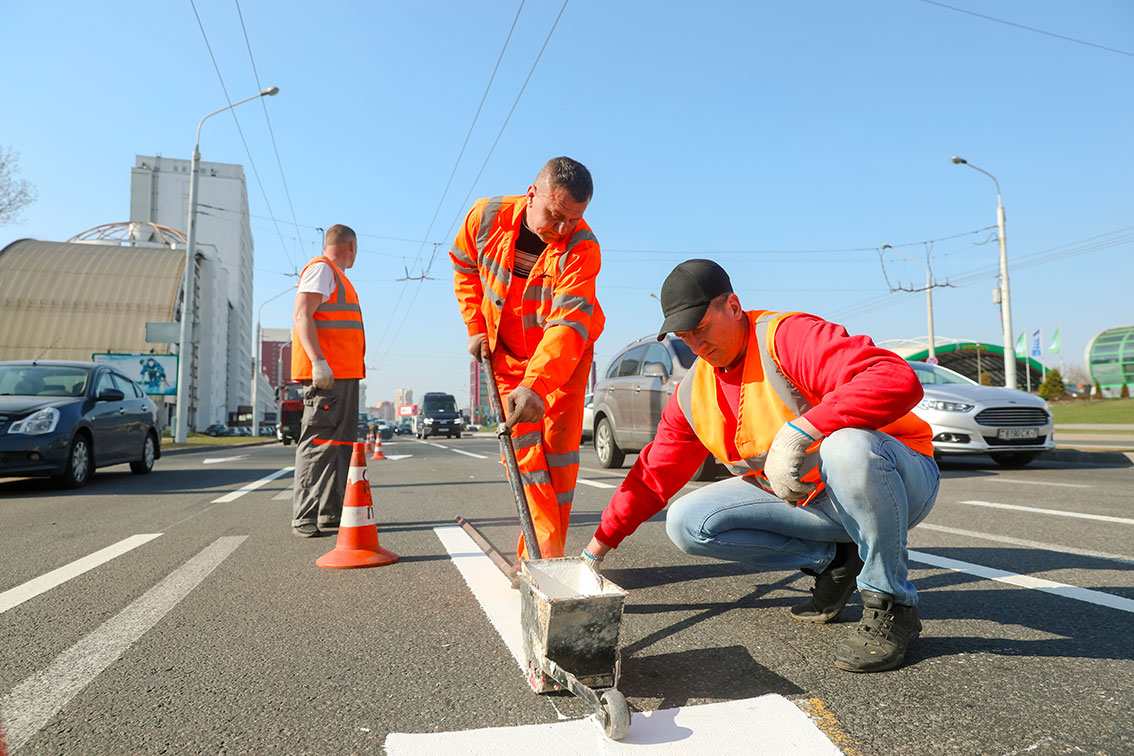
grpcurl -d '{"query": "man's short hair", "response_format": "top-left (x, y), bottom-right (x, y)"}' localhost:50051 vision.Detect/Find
top-left (324, 224), bottom-right (356, 246)
top-left (538, 156), bottom-right (593, 203)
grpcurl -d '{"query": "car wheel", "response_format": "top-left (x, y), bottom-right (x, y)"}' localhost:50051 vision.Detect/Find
top-left (692, 454), bottom-right (721, 481)
top-left (594, 417), bottom-right (625, 469)
top-left (990, 451), bottom-right (1040, 468)
top-left (55, 432), bottom-right (93, 488)
top-left (130, 432), bottom-right (157, 474)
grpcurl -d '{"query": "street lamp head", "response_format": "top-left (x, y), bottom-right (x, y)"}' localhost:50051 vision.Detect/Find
top-left (260, 85), bottom-right (280, 97)
top-left (951, 155), bottom-right (967, 165)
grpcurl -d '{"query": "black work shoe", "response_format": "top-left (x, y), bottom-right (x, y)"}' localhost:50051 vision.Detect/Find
top-left (789, 542), bottom-right (864, 623)
top-left (834, 590), bottom-right (922, 673)
top-left (292, 523), bottom-right (321, 538)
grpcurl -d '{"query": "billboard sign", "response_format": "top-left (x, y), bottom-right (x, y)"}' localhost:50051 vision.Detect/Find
top-left (398, 403), bottom-right (418, 417)
top-left (92, 353), bottom-right (178, 396)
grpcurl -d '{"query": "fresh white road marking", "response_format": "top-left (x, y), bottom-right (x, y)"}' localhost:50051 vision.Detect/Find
top-left (958, 499), bottom-right (1134, 525)
top-left (415, 438), bottom-right (487, 459)
top-left (211, 466), bottom-right (294, 503)
top-left (433, 526), bottom-right (525, 671)
top-left (983, 477), bottom-right (1092, 489)
top-left (577, 478), bottom-right (616, 490)
top-left (910, 550), bottom-right (1134, 614)
top-left (449, 448), bottom-right (488, 459)
top-left (915, 523), bottom-right (1134, 565)
top-left (384, 694), bottom-right (840, 755)
top-left (202, 455), bottom-right (248, 465)
top-left (0, 534), bottom-right (163, 615)
top-left (0, 536), bottom-right (247, 752)
top-left (383, 454), bottom-right (414, 461)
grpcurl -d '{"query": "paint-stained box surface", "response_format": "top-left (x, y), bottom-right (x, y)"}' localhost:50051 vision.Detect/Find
top-left (519, 557), bottom-right (627, 692)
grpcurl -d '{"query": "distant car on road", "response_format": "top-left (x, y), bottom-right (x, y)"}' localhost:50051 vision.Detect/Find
top-left (375, 420), bottom-right (394, 440)
top-left (0, 360), bottom-right (161, 487)
top-left (396, 419), bottom-right (413, 435)
top-left (909, 361), bottom-right (1055, 467)
top-left (591, 335), bottom-right (722, 481)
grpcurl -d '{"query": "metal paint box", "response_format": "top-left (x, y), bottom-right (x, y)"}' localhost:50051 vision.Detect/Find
top-left (519, 557), bottom-right (628, 693)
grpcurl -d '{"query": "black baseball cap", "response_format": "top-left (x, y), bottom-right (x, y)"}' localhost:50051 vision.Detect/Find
top-left (656, 259), bottom-right (733, 340)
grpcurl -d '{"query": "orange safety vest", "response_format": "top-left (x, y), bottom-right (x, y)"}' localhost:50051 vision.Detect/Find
top-left (450, 195), bottom-right (605, 363)
top-left (291, 256), bottom-right (365, 381)
top-left (676, 310), bottom-right (934, 506)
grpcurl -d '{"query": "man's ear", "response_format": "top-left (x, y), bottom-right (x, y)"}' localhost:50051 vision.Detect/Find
top-left (728, 292), bottom-right (743, 318)
top-left (525, 183), bottom-right (538, 203)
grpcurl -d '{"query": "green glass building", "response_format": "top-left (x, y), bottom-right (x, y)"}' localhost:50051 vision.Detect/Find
top-left (1085, 326), bottom-right (1134, 397)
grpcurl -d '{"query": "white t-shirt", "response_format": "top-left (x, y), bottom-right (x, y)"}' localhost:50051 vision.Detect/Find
top-left (297, 262), bottom-right (335, 303)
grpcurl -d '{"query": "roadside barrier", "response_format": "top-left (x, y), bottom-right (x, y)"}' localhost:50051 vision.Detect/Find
top-left (316, 442), bottom-right (398, 569)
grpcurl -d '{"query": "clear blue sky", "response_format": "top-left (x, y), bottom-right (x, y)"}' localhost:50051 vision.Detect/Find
top-left (3, 1), bottom-right (1131, 406)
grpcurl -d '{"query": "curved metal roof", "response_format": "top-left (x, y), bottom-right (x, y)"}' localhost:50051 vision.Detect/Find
top-left (0, 238), bottom-right (185, 362)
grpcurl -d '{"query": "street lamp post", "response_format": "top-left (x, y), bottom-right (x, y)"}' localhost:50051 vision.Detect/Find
top-left (174, 86), bottom-right (279, 443)
top-left (251, 285), bottom-right (296, 435)
top-left (952, 155), bottom-right (1016, 389)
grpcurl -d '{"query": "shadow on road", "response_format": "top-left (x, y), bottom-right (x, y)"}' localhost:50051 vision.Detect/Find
top-left (0, 466), bottom-right (285, 499)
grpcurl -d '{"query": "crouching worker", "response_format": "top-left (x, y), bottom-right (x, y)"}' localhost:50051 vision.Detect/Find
top-left (582, 260), bottom-right (939, 672)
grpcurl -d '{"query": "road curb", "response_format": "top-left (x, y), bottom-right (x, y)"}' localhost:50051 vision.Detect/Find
top-left (162, 440), bottom-right (278, 457)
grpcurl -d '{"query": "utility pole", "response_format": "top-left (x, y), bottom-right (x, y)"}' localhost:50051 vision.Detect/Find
top-left (879, 242), bottom-right (953, 362)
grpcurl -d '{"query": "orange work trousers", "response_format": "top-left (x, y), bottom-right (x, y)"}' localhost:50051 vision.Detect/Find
top-left (492, 346), bottom-right (592, 559)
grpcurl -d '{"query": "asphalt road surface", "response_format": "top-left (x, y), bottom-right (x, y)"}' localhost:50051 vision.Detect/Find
top-left (1, 437), bottom-right (1132, 754)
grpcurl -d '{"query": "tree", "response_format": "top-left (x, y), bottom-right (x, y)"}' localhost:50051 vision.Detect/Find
top-left (0, 146), bottom-right (36, 225)
top-left (1037, 368), bottom-right (1067, 401)
top-left (1123, 384), bottom-right (1131, 400)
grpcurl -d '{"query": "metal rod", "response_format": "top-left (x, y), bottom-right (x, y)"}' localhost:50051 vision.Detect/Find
top-left (481, 355), bottom-right (542, 560)
top-left (456, 516), bottom-right (516, 581)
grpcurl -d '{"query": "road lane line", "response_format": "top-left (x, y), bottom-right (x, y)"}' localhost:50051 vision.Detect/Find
top-left (433, 526), bottom-right (526, 671)
top-left (577, 478), bottom-right (616, 489)
top-left (910, 550), bottom-right (1134, 614)
top-left (211, 466), bottom-right (294, 503)
top-left (958, 500), bottom-right (1134, 525)
top-left (914, 523), bottom-right (1134, 565)
top-left (0, 536), bottom-right (247, 752)
top-left (983, 477), bottom-right (1092, 489)
top-left (202, 455), bottom-right (249, 465)
top-left (449, 448), bottom-right (488, 459)
top-left (0, 534), bottom-right (163, 615)
top-left (385, 694), bottom-right (840, 754)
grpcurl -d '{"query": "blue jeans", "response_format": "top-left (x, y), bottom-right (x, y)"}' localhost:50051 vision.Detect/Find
top-left (665, 428), bottom-right (940, 606)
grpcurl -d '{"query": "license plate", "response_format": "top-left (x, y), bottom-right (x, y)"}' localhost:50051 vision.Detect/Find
top-left (998, 427), bottom-right (1039, 440)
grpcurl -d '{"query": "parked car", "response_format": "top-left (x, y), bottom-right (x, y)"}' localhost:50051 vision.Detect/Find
top-left (909, 361), bottom-right (1054, 467)
top-left (0, 360), bottom-right (161, 487)
top-left (581, 393), bottom-right (594, 442)
top-left (591, 335), bottom-right (722, 480)
top-left (203, 423), bottom-right (228, 437)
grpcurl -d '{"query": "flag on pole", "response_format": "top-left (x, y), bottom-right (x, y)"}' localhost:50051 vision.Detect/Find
top-left (1049, 328), bottom-right (1061, 354)
top-left (1015, 332), bottom-right (1026, 354)
top-left (1030, 330), bottom-right (1042, 358)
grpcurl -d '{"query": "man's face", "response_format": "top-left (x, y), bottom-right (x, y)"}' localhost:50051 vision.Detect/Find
top-left (674, 294), bottom-right (747, 368)
top-left (525, 181), bottom-right (588, 243)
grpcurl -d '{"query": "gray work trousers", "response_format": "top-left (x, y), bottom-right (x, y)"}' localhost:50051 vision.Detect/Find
top-left (292, 379), bottom-right (359, 528)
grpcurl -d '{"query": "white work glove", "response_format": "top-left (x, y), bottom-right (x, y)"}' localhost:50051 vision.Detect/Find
top-left (580, 548), bottom-right (605, 590)
top-left (764, 419), bottom-right (822, 504)
top-left (311, 359), bottom-right (334, 390)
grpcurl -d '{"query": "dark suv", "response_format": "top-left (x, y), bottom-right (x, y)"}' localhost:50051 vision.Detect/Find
top-left (590, 335), bottom-right (721, 480)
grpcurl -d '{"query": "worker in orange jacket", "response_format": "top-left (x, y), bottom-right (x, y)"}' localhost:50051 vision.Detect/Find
top-left (450, 157), bottom-right (604, 559)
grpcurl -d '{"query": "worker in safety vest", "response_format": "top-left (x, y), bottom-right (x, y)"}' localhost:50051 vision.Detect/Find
top-left (583, 260), bottom-right (940, 673)
top-left (450, 157), bottom-right (604, 559)
top-left (290, 225), bottom-right (365, 537)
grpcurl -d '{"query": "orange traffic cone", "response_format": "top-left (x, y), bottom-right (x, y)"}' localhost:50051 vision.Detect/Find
top-left (371, 434), bottom-right (386, 461)
top-left (365, 430), bottom-right (375, 457)
top-left (316, 443), bottom-right (398, 569)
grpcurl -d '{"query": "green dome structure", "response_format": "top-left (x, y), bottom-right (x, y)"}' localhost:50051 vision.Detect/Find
top-left (879, 337), bottom-right (1044, 390)
top-left (1085, 326), bottom-right (1134, 398)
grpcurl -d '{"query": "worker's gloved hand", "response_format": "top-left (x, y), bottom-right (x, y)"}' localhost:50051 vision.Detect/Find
top-left (468, 333), bottom-right (489, 359)
top-left (580, 547), bottom-right (605, 590)
top-left (504, 386), bottom-right (545, 430)
top-left (764, 418), bottom-right (823, 504)
top-left (311, 359), bottom-right (335, 390)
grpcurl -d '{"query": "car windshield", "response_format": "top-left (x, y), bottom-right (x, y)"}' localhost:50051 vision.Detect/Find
top-left (424, 396), bottom-right (456, 413)
top-left (282, 385), bottom-right (304, 401)
top-left (0, 365), bottom-right (90, 397)
top-left (911, 362), bottom-right (976, 386)
top-left (670, 339), bottom-right (696, 369)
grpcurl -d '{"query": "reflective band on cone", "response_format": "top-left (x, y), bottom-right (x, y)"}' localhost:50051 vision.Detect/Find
top-left (316, 442), bottom-right (398, 569)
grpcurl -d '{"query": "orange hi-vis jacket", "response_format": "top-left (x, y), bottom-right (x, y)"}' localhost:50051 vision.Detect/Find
top-left (291, 256), bottom-right (365, 381)
top-left (450, 195), bottom-right (604, 396)
top-left (676, 310), bottom-right (935, 506)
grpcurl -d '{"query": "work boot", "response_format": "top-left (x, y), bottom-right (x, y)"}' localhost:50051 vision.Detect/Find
top-left (292, 523), bottom-right (320, 538)
top-left (789, 542), bottom-right (864, 623)
top-left (833, 590), bottom-right (922, 673)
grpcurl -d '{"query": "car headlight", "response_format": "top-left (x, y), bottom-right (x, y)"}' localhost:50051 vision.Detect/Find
top-left (918, 399), bottom-right (975, 413)
top-left (9, 406), bottom-right (61, 435)
top-left (424, 418), bottom-right (434, 424)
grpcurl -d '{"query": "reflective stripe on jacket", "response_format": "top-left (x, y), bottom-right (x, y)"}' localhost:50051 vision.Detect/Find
top-left (450, 195), bottom-right (604, 397)
top-left (291, 256), bottom-right (365, 380)
top-left (675, 310), bottom-right (934, 505)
